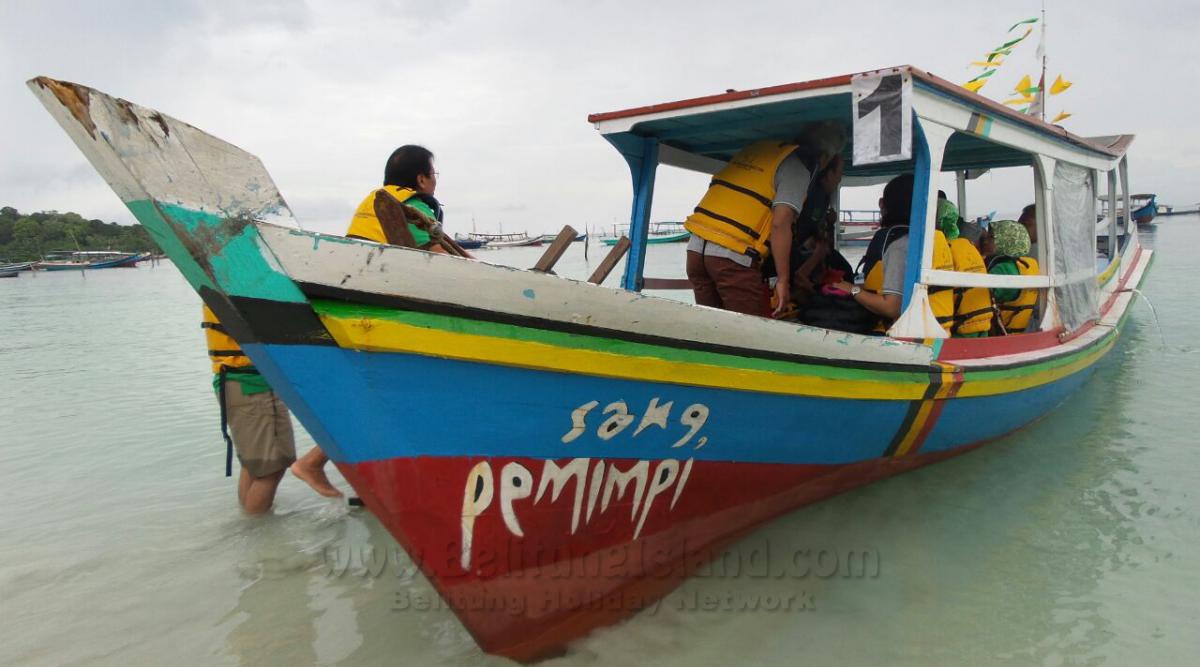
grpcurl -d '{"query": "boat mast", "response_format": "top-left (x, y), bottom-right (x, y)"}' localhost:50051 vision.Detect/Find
top-left (1039, 1), bottom-right (1047, 122)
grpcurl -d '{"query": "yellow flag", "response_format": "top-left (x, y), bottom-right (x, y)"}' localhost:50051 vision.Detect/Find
top-left (1003, 97), bottom-right (1033, 106)
top-left (1014, 74), bottom-right (1032, 95)
top-left (1051, 111), bottom-right (1072, 123)
top-left (1050, 74), bottom-right (1073, 95)
top-left (964, 80), bottom-right (987, 93)
top-left (971, 59), bottom-right (1005, 67)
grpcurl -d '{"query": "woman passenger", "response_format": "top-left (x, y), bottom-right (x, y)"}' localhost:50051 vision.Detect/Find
top-left (832, 174), bottom-right (954, 333)
top-left (983, 220), bottom-right (1040, 334)
top-left (937, 198), bottom-right (992, 337)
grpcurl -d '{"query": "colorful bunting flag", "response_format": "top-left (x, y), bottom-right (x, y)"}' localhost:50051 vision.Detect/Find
top-left (968, 69), bottom-right (997, 83)
top-left (964, 80), bottom-right (987, 93)
top-left (1050, 74), bottom-right (1073, 95)
top-left (1008, 17), bottom-right (1039, 32)
top-left (1051, 111), bottom-right (1072, 123)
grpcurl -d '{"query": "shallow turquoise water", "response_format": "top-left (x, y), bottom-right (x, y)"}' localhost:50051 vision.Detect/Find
top-left (1, 221), bottom-right (1197, 665)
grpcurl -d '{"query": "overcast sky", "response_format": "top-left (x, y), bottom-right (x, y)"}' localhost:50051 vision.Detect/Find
top-left (1, 0), bottom-right (1196, 235)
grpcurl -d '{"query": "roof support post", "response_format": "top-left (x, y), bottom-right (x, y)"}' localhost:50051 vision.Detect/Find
top-left (904, 117), bottom-right (951, 309)
top-left (1119, 155), bottom-right (1135, 249)
top-left (891, 116), bottom-right (951, 339)
top-left (955, 170), bottom-right (968, 220)
top-left (620, 136), bottom-right (659, 291)
top-left (1107, 169), bottom-right (1119, 260)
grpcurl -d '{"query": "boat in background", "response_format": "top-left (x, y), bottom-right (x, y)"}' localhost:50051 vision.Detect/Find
top-left (602, 221), bottom-right (689, 245)
top-left (538, 232), bottom-right (588, 243)
top-left (467, 232), bottom-right (542, 248)
top-left (0, 260), bottom-right (35, 276)
top-left (1157, 202), bottom-right (1200, 217)
top-left (1100, 193), bottom-right (1157, 226)
top-left (1131, 194), bottom-right (1157, 225)
top-left (34, 250), bottom-right (145, 270)
top-left (453, 235), bottom-right (489, 250)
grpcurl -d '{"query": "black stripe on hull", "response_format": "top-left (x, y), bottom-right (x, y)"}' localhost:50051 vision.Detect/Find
top-left (294, 281), bottom-right (932, 374)
top-left (883, 370), bottom-right (944, 456)
top-left (198, 285), bottom-right (336, 348)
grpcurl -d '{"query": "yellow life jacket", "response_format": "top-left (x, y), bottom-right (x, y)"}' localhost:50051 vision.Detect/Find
top-left (345, 185), bottom-right (421, 244)
top-left (948, 237), bottom-right (992, 336)
top-left (998, 256), bottom-right (1040, 333)
top-left (202, 305), bottom-right (253, 374)
top-left (862, 229), bottom-right (954, 333)
top-left (928, 232), bottom-right (955, 334)
top-left (684, 141), bottom-right (799, 259)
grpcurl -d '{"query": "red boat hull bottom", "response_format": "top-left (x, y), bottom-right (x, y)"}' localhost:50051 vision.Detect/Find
top-left (336, 448), bottom-right (972, 662)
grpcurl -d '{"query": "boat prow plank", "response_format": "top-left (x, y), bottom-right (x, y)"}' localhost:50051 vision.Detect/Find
top-left (30, 67), bottom-right (1151, 662)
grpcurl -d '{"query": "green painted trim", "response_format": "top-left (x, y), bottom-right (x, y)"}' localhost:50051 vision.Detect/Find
top-left (311, 298), bottom-right (1116, 386)
top-left (311, 299), bottom-right (930, 384)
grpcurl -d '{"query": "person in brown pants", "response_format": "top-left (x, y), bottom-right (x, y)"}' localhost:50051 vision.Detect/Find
top-left (684, 122), bottom-right (846, 317)
top-left (686, 243), bottom-right (771, 315)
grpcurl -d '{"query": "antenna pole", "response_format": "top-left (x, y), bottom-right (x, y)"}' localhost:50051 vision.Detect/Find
top-left (1040, 1), bottom-right (1047, 122)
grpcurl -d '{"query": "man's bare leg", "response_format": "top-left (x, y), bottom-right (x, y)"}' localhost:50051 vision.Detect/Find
top-left (291, 447), bottom-right (342, 498)
top-left (238, 467), bottom-right (252, 507)
top-left (242, 468), bottom-right (287, 515)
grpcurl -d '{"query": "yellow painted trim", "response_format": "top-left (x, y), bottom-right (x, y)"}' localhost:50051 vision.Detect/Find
top-left (319, 315), bottom-right (1111, 401)
top-left (892, 399), bottom-right (938, 457)
top-left (892, 366), bottom-right (959, 457)
top-left (1097, 256), bottom-right (1121, 287)
top-left (953, 333), bottom-right (1114, 398)
top-left (321, 315), bottom-right (924, 400)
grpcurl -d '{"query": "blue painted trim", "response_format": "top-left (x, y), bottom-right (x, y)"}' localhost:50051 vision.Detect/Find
top-left (243, 342), bottom-right (1097, 467)
top-left (621, 137), bottom-right (659, 291)
top-left (903, 115), bottom-right (931, 310)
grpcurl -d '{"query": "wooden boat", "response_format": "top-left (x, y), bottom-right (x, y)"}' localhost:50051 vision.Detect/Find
top-left (1157, 203), bottom-right (1200, 216)
top-left (30, 67), bottom-right (1151, 662)
top-left (467, 232), bottom-right (542, 248)
top-left (601, 221), bottom-right (689, 245)
top-left (1099, 193), bottom-right (1157, 226)
top-left (0, 261), bottom-right (35, 274)
top-left (453, 235), bottom-right (489, 250)
top-left (538, 232), bottom-right (588, 243)
top-left (0, 270), bottom-right (19, 278)
top-left (34, 250), bottom-right (143, 270)
top-left (1130, 193), bottom-right (1157, 225)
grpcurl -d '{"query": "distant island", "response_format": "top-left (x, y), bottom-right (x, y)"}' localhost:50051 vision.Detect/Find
top-left (0, 206), bottom-right (160, 261)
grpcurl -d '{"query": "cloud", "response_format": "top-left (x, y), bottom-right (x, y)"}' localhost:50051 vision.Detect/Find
top-left (2, 0), bottom-right (1197, 236)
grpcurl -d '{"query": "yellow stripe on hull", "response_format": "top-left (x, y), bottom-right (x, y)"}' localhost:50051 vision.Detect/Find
top-left (319, 314), bottom-right (1113, 401)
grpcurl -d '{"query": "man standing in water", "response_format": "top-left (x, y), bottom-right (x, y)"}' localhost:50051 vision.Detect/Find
top-left (203, 306), bottom-right (342, 514)
top-left (684, 122), bottom-right (846, 317)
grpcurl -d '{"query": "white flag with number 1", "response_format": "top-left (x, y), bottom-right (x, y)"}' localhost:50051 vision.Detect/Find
top-left (851, 70), bottom-right (913, 165)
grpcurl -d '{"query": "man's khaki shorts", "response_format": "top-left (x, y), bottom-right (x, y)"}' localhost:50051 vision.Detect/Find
top-left (224, 381), bottom-right (296, 478)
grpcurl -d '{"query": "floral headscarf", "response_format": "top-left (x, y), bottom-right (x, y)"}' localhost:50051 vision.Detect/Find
top-left (936, 199), bottom-right (960, 241)
top-left (990, 219), bottom-right (1031, 257)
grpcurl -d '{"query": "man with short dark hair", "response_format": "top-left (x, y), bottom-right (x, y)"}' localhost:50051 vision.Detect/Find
top-left (346, 144), bottom-right (450, 252)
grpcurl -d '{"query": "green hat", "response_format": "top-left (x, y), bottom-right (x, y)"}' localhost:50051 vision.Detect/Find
top-left (990, 219), bottom-right (1031, 257)
top-left (936, 199), bottom-right (960, 240)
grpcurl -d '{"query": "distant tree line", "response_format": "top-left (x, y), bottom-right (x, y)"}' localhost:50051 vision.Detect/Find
top-left (0, 206), bottom-right (161, 261)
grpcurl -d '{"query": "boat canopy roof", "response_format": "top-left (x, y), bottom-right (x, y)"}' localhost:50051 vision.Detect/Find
top-left (590, 65), bottom-right (1133, 181)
